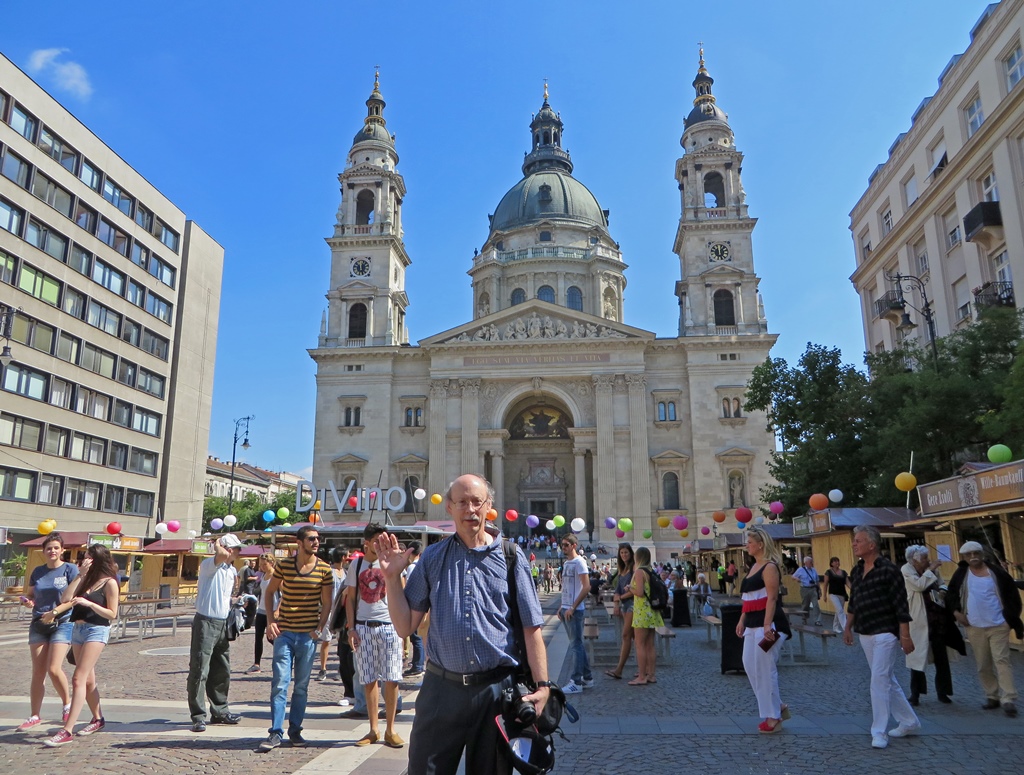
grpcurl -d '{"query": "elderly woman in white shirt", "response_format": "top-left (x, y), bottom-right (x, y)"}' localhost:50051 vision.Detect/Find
top-left (901, 545), bottom-right (957, 705)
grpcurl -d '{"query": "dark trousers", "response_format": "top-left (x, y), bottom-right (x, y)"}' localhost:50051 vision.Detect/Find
top-left (409, 631), bottom-right (424, 671)
top-left (910, 639), bottom-right (953, 697)
top-left (253, 613), bottom-right (268, 665)
top-left (187, 614), bottom-right (231, 722)
top-left (337, 634), bottom-right (355, 698)
top-left (409, 671), bottom-right (512, 775)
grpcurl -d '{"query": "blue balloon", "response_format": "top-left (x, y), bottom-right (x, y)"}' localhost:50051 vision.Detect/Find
top-left (737, 522), bottom-right (746, 530)
top-left (264, 527), bottom-right (272, 532)
top-left (262, 510), bottom-right (275, 523)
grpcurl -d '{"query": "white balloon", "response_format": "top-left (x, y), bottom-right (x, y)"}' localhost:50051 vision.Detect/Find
top-left (545, 520), bottom-right (556, 531)
top-left (188, 530), bottom-right (197, 538)
top-left (413, 488), bottom-right (426, 500)
top-left (570, 517), bottom-right (586, 532)
top-left (754, 515), bottom-right (765, 525)
top-left (223, 514), bottom-right (237, 527)
top-left (828, 489), bottom-right (844, 503)
top-left (155, 522), bottom-right (168, 534)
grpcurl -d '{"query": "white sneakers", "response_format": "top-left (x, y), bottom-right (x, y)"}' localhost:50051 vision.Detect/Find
top-left (561, 680), bottom-right (583, 695)
top-left (888, 722), bottom-right (921, 738)
top-left (580, 677), bottom-right (595, 688)
top-left (871, 734), bottom-right (888, 749)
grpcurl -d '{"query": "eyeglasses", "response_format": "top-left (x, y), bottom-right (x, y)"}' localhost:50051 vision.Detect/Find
top-left (305, 537), bottom-right (321, 543)
top-left (452, 498), bottom-right (490, 510)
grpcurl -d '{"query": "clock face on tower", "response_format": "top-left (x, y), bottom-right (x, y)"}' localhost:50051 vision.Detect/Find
top-left (351, 257), bottom-right (371, 277)
top-left (708, 242), bottom-right (731, 262)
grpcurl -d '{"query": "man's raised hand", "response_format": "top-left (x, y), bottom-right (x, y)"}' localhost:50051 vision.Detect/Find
top-left (374, 532), bottom-right (411, 580)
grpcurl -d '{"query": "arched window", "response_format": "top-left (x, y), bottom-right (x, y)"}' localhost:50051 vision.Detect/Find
top-left (403, 476), bottom-right (420, 512)
top-left (356, 190), bottom-right (375, 225)
top-left (713, 290), bottom-right (736, 326)
top-left (704, 171), bottom-right (725, 208)
top-left (511, 288), bottom-right (525, 306)
top-left (567, 286), bottom-right (583, 311)
top-left (543, 131), bottom-right (550, 144)
top-left (404, 408), bottom-right (414, 426)
top-left (537, 285), bottom-right (555, 303)
top-left (658, 402), bottom-right (666, 421)
top-left (415, 407), bottom-right (423, 425)
top-left (348, 303), bottom-right (367, 338)
top-left (668, 402), bottom-right (676, 421)
top-left (662, 472), bottom-right (680, 510)
top-left (732, 398), bottom-right (742, 417)
top-left (722, 398), bottom-right (731, 418)
top-left (344, 406), bottom-right (361, 426)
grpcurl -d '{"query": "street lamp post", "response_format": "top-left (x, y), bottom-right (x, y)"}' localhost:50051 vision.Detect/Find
top-left (227, 415), bottom-right (254, 515)
top-left (0, 303), bottom-right (17, 368)
top-left (886, 271), bottom-right (940, 369)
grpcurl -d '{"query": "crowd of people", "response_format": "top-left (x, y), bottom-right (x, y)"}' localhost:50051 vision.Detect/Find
top-left (13, 492), bottom-right (1024, 762)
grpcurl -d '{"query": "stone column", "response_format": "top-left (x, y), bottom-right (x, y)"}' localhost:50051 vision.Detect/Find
top-left (460, 379), bottom-right (480, 474)
top-left (427, 380), bottom-right (448, 498)
top-left (491, 451), bottom-right (505, 512)
top-left (625, 373), bottom-right (652, 534)
top-left (573, 448), bottom-right (587, 524)
top-left (735, 282), bottom-right (745, 331)
top-left (593, 374), bottom-right (616, 523)
top-left (705, 283), bottom-right (715, 334)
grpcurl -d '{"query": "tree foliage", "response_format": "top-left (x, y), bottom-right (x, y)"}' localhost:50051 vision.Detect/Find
top-left (202, 489), bottom-right (308, 533)
top-left (745, 309), bottom-right (1024, 518)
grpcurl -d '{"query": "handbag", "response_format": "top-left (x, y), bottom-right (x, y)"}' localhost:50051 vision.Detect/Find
top-left (31, 616), bottom-right (60, 638)
top-left (701, 600), bottom-right (713, 617)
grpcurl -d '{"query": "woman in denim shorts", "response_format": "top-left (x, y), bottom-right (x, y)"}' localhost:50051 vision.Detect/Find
top-left (18, 532), bottom-right (79, 732)
top-left (42, 543), bottom-right (120, 747)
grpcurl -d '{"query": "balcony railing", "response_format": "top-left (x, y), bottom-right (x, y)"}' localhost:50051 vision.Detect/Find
top-left (715, 325), bottom-right (738, 336)
top-left (973, 281), bottom-right (1015, 309)
top-left (344, 338), bottom-right (366, 347)
top-left (873, 290), bottom-right (904, 319)
top-left (964, 201), bottom-right (1002, 243)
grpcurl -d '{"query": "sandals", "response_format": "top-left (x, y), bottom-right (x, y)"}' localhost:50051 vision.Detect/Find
top-left (604, 670), bottom-right (622, 679)
top-left (758, 719), bottom-right (783, 733)
top-left (627, 678), bottom-right (649, 686)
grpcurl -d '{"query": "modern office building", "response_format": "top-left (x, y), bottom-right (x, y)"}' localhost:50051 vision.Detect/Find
top-left (851, 0), bottom-right (1023, 354)
top-left (0, 53), bottom-right (222, 544)
top-left (308, 62), bottom-right (778, 555)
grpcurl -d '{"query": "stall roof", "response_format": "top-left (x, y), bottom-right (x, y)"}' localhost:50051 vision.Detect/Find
top-left (822, 507), bottom-right (917, 529)
top-left (258, 520), bottom-right (456, 537)
top-left (141, 539), bottom-right (194, 553)
top-left (21, 531), bottom-right (117, 548)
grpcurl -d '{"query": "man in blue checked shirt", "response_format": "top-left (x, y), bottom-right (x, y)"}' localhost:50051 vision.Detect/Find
top-left (376, 473), bottom-right (552, 775)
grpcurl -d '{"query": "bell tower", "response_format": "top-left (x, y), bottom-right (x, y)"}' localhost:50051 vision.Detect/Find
top-left (673, 50), bottom-right (768, 337)
top-left (321, 71), bottom-right (411, 348)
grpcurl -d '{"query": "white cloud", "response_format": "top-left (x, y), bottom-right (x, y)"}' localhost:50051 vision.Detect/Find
top-left (27, 48), bottom-right (93, 100)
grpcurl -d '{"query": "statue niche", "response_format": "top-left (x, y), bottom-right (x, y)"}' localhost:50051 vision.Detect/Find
top-left (508, 406), bottom-right (571, 440)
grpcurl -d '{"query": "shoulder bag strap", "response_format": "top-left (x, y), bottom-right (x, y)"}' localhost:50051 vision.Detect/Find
top-left (503, 539), bottom-right (532, 683)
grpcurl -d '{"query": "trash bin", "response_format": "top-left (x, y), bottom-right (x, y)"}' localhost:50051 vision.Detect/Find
top-left (157, 584), bottom-right (171, 610)
top-left (671, 588), bottom-right (691, 627)
top-left (719, 603), bottom-right (745, 674)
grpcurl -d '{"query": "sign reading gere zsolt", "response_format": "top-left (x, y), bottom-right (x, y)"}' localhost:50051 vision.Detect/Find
top-left (191, 540), bottom-right (216, 555)
top-left (792, 511), bottom-right (833, 537)
top-left (86, 534), bottom-right (143, 552)
top-left (918, 459), bottom-right (1024, 517)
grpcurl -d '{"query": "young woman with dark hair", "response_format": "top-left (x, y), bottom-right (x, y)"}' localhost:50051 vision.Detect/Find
top-left (605, 543), bottom-right (635, 680)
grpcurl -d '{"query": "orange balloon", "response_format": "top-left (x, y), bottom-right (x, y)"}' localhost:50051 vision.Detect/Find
top-left (485, 508), bottom-right (498, 521)
top-left (657, 516), bottom-right (671, 528)
top-left (712, 510), bottom-right (727, 523)
top-left (809, 493), bottom-right (829, 511)
top-left (894, 472), bottom-right (917, 492)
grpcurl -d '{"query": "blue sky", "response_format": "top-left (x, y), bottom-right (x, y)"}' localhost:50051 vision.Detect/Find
top-left (0, 0), bottom-right (993, 475)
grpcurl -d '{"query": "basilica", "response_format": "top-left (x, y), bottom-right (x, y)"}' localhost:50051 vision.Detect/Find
top-left (308, 55), bottom-right (777, 555)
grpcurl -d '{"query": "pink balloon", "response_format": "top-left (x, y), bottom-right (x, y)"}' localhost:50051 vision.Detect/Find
top-left (614, 529), bottom-right (625, 538)
top-left (672, 515), bottom-right (687, 530)
top-left (769, 501), bottom-right (785, 514)
top-left (700, 526), bottom-right (710, 535)
top-left (167, 520), bottom-right (181, 533)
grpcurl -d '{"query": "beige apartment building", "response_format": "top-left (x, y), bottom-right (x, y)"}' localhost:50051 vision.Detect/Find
top-left (0, 53), bottom-right (222, 544)
top-left (851, 0), bottom-right (1023, 353)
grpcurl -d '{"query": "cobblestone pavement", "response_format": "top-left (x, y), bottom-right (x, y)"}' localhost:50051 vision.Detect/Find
top-left (1, 593), bottom-right (1022, 775)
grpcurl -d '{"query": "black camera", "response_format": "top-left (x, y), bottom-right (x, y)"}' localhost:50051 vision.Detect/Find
top-left (502, 682), bottom-right (537, 726)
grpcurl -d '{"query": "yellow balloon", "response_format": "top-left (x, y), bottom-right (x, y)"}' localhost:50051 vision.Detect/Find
top-left (430, 493), bottom-right (443, 505)
top-left (679, 529), bottom-right (689, 538)
top-left (657, 516), bottom-right (671, 528)
top-left (894, 472), bottom-right (917, 492)
top-left (37, 521), bottom-right (53, 535)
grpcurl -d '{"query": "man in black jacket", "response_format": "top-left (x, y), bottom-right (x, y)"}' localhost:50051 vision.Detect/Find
top-left (946, 541), bottom-right (1023, 718)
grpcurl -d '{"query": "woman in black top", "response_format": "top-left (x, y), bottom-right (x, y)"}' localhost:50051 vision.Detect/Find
top-left (824, 557), bottom-right (850, 633)
top-left (41, 544), bottom-right (120, 747)
top-left (605, 543), bottom-right (635, 680)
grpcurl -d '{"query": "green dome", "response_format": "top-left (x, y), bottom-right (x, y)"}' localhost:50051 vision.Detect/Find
top-left (491, 170), bottom-right (607, 233)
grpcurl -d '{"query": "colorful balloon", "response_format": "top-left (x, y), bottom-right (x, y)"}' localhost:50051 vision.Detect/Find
top-left (277, 507), bottom-right (290, 521)
top-left (808, 493), bottom-right (829, 511)
top-left (505, 509), bottom-right (519, 521)
top-left (553, 515), bottom-right (565, 527)
top-left (106, 522), bottom-right (121, 536)
top-left (617, 518), bottom-right (632, 532)
top-left (712, 510), bottom-right (727, 523)
top-left (264, 527), bottom-right (272, 533)
top-left (485, 509), bottom-right (498, 521)
top-left (828, 489), bottom-right (843, 504)
top-left (737, 522), bottom-right (747, 530)
top-left (526, 514), bottom-right (540, 528)
top-left (657, 516), bottom-right (671, 528)
top-left (988, 444), bottom-right (1013, 464)
top-left (37, 521), bottom-right (53, 535)
top-left (262, 510), bottom-right (275, 522)
top-left (735, 507), bottom-right (753, 523)
top-left (894, 472), bottom-right (917, 492)
top-left (754, 516), bottom-right (765, 525)
top-left (223, 514), bottom-right (237, 527)
top-left (678, 529), bottom-right (688, 537)
top-left (701, 526), bottom-right (711, 535)
top-left (615, 529), bottom-right (625, 538)
top-left (545, 520), bottom-right (556, 531)
top-left (642, 530), bottom-right (653, 539)
top-left (413, 488), bottom-right (426, 500)
top-left (155, 522), bottom-right (168, 534)
top-left (769, 501), bottom-right (785, 515)
top-left (604, 517), bottom-right (617, 529)
top-left (167, 520), bottom-right (181, 533)
top-left (188, 530), bottom-right (197, 538)
top-left (209, 518), bottom-right (223, 530)
top-left (430, 493), bottom-right (443, 505)
top-left (570, 517), bottom-right (586, 532)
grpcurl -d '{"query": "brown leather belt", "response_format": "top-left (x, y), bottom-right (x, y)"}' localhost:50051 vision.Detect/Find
top-left (425, 662), bottom-right (514, 686)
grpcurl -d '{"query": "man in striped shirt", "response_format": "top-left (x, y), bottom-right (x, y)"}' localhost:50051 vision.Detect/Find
top-left (258, 526), bottom-right (333, 752)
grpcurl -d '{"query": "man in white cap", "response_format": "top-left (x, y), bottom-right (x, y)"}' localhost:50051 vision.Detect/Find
top-left (187, 533), bottom-right (243, 732)
top-left (947, 541), bottom-right (1022, 717)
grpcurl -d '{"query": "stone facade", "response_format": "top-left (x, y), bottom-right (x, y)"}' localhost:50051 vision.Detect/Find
top-left (309, 63), bottom-right (777, 557)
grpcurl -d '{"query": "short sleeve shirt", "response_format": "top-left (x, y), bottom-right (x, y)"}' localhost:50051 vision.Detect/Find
top-left (344, 557), bottom-right (390, 623)
top-left (30, 562), bottom-right (79, 618)
top-left (561, 556), bottom-right (588, 611)
top-left (195, 558), bottom-right (237, 619)
top-left (272, 557), bottom-right (333, 632)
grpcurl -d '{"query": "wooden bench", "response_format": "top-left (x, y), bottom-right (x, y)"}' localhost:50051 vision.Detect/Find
top-left (788, 623), bottom-right (837, 665)
top-left (116, 609), bottom-right (190, 641)
top-left (655, 626), bottom-right (676, 662)
top-left (701, 615), bottom-right (722, 643)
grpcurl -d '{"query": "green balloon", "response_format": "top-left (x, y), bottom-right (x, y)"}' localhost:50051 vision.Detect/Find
top-left (277, 507), bottom-right (290, 520)
top-left (617, 518), bottom-right (633, 532)
top-left (642, 530), bottom-right (653, 539)
top-left (988, 444), bottom-right (1013, 464)
top-left (553, 514), bottom-right (565, 527)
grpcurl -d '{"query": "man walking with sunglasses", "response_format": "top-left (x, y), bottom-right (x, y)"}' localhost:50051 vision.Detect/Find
top-left (258, 525), bottom-right (333, 752)
top-left (558, 533), bottom-right (593, 694)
